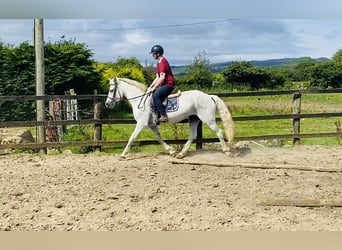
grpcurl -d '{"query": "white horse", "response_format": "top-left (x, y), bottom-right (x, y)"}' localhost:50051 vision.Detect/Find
top-left (105, 77), bottom-right (234, 159)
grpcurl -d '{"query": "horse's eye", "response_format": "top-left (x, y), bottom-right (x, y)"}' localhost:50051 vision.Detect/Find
top-left (110, 89), bottom-right (114, 93)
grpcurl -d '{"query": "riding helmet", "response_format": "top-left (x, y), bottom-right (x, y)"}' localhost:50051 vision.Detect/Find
top-left (150, 45), bottom-right (164, 55)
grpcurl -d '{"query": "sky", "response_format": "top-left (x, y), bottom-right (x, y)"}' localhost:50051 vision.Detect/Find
top-left (1, 1), bottom-right (342, 66)
top-left (1, 19), bottom-right (342, 66)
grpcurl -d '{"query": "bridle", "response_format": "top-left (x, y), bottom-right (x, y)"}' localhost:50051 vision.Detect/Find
top-left (107, 78), bottom-right (152, 109)
top-left (107, 78), bottom-right (122, 104)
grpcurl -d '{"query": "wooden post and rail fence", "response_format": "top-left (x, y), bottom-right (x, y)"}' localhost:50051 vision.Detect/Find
top-left (0, 88), bottom-right (342, 152)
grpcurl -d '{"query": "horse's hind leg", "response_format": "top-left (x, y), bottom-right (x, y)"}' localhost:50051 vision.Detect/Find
top-left (149, 125), bottom-right (177, 157)
top-left (206, 121), bottom-right (229, 153)
top-left (176, 116), bottom-right (200, 159)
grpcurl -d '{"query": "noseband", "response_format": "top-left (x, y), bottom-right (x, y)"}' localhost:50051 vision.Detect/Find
top-left (107, 78), bottom-right (121, 103)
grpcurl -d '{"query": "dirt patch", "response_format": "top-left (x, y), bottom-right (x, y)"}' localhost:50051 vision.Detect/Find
top-left (0, 145), bottom-right (341, 231)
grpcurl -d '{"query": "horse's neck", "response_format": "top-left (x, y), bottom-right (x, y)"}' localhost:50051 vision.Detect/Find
top-left (121, 82), bottom-right (148, 107)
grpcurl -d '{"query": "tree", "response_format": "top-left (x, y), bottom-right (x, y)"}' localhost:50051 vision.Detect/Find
top-left (94, 56), bottom-right (152, 118)
top-left (222, 61), bottom-right (285, 90)
top-left (308, 61), bottom-right (342, 88)
top-left (142, 60), bottom-right (155, 85)
top-left (0, 40), bottom-right (102, 121)
top-left (0, 42), bottom-right (14, 96)
top-left (0, 42), bottom-right (35, 96)
top-left (332, 48), bottom-right (342, 64)
top-left (264, 67), bottom-right (287, 89)
top-left (181, 51), bottom-right (214, 89)
top-left (222, 61), bottom-right (252, 90)
top-left (94, 56), bottom-right (149, 92)
top-left (0, 42), bottom-right (36, 121)
top-left (290, 59), bottom-right (318, 82)
top-left (44, 40), bottom-right (101, 95)
top-left (212, 73), bottom-right (226, 90)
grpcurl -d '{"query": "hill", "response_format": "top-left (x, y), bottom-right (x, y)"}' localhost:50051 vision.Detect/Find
top-left (172, 57), bottom-right (329, 75)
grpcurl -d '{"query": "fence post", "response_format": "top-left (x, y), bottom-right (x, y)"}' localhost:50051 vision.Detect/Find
top-left (292, 91), bottom-right (301, 145)
top-left (34, 19), bottom-right (46, 154)
top-left (93, 90), bottom-right (102, 152)
top-left (196, 121), bottom-right (203, 150)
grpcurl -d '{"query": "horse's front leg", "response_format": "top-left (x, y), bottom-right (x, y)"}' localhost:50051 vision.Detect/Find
top-left (120, 123), bottom-right (144, 159)
top-left (149, 125), bottom-right (177, 157)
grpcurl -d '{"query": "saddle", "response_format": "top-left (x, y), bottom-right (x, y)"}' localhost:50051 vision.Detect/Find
top-left (162, 88), bottom-right (181, 106)
top-left (150, 88), bottom-right (182, 115)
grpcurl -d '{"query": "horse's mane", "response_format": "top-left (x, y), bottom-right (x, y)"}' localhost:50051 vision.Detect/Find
top-left (118, 77), bottom-right (147, 91)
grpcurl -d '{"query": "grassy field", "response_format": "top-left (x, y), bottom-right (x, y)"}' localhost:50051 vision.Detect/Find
top-left (224, 93), bottom-right (342, 146)
top-left (62, 92), bottom-right (342, 153)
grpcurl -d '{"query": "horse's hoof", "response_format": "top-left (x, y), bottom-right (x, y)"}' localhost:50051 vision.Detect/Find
top-left (224, 151), bottom-right (233, 157)
top-left (169, 151), bottom-right (177, 157)
top-left (119, 155), bottom-right (127, 160)
top-left (223, 146), bottom-right (232, 153)
top-left (176, 152), bottom-right (186, 159)
top-left (168, 147), bottom-right (177, 157)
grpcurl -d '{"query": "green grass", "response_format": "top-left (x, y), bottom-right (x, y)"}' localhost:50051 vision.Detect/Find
top-left (224, 93), bottom-right (342, 146)
top-left (225, 92), bottom-right (342, 114)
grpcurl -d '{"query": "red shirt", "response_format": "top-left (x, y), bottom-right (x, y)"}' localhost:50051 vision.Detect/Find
top-left (156, 57), bottom-right (175, 87)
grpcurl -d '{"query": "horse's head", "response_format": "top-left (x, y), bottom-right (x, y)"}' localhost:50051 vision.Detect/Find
top-left (105, 78), bottom-right (121, 109)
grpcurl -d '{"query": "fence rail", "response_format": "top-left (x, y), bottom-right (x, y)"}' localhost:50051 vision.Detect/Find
top-left (1, 88), bottom-right (342, 151)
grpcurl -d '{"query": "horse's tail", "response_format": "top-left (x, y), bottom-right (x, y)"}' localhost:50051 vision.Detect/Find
top-left (211, 95), bottom-right (234, 148)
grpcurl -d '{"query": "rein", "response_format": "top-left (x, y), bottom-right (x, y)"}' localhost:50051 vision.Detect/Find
top-left (137, 89), bottom-right (151, 110)
top-left (129, 90), bottom-right (152, 101)
top-left (108, 78), bottom-right (152, 109)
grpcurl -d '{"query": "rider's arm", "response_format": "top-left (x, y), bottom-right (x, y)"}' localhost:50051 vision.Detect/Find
top-left (150, 72), bottom-right (165, 92)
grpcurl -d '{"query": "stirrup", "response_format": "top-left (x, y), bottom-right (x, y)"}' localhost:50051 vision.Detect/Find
top-left (159, 115), bottom-right (168, 122)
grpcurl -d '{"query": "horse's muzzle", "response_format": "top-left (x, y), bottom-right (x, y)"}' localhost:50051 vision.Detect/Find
top-left (105, 100), bottom-right (114, 109)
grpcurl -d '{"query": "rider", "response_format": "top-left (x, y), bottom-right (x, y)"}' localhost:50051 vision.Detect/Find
top-left (149, 45), bottom-right (176, 123)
